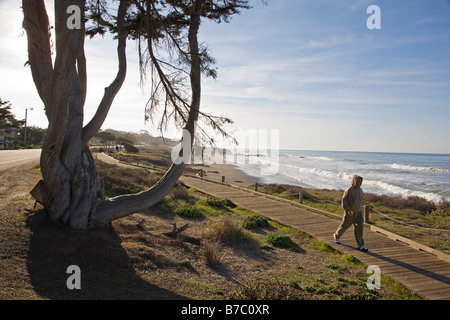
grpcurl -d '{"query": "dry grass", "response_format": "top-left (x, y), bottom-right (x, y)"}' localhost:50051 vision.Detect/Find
top-left (204, 215), bottom-right (243, 245)
top-left (202, 240), bottom-right (223, 267)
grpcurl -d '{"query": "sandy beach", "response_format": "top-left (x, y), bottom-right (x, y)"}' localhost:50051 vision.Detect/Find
top-left (187, 163), bottom-right (262, 187)
top-left (96, 152), bottom-right (262, 187)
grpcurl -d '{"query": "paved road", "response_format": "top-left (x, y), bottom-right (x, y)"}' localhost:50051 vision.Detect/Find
top-left (0, 149), bottom-right (41, 172)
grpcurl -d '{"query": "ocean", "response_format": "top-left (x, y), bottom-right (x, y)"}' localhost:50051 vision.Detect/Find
top-left (229, 150), bottom-right (450, 203)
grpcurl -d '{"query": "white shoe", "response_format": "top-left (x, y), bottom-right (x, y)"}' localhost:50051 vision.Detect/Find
top-left (333, 234), bottom-right (341, 244)
top-left (359, 246), bottom-right (368, 252)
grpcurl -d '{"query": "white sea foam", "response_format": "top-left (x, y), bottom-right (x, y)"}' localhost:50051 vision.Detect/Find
top-left (306, 156), bottom-right (335, 162)
top-left (362, 179), bottom-right (445, 203)
top-left (233, 150), bottom-right (450, 203)
top-left (389, 163), bottom-right (450, 174)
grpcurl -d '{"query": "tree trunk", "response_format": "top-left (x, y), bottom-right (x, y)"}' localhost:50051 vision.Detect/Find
top-left (25, 0), bottom-right (97, 229)
top-left (24, 0), bottom-right (204, 229)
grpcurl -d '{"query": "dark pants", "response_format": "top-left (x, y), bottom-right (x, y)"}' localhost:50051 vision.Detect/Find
top-left (334, 211), bottom-right (364, 247)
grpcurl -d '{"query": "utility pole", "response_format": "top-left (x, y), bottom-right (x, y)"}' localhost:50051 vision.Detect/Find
top-left (24, 107), bottom-right (33, 146)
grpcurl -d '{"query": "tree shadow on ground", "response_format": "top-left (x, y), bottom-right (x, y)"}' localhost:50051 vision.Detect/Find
top-left (25, 210), bottom-right (187, 300)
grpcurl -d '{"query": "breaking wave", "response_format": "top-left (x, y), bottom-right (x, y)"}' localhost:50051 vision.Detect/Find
top-left (389, 163), bottom-right (450, 174)
top-left (233, 150), bottom-right (450, 203)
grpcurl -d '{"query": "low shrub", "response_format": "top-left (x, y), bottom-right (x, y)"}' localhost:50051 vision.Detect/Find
top-left (432, 202), bottom-right (450, 216)
top-left (364, 194), bottom-right (436, 213)
top-left (206, 215), bottom-right (242, 244)
top-left (206, 196), bottom-right (236, 208)
top-left (242, 215), bottom-right (270, 230)
top-left (266, 234), bottom-right (294, 249)
top-left (344, 254), bottom-right (361, 265)
top-left (169, 183), bottom-right (191, 201)
top-left (175, 207), bottom-right (202, 218)
top-left (327, 264), bottom-right (348, 273)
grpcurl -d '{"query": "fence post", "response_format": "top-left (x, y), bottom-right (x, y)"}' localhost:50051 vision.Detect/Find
top-left (255, 183), bottom-right (258, 192)
top-left (364, 205), bottom-right (370, 224)
top-left (299, 192), bottom-right (303, 204)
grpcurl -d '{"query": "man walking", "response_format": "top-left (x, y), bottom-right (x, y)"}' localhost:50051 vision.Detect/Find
top-left (333, 175), bottom-right (368, 251)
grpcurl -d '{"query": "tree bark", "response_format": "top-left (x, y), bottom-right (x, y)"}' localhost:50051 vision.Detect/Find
top-left (22, 0), bottom-right (53, 108)
top-left (35, 0), bottom-right (87, 225)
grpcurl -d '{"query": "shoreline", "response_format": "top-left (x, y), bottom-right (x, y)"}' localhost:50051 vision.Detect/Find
top-left (187, 163), bottom-right (263, 187)
top-left (187, 162), bottom-right (449, 204)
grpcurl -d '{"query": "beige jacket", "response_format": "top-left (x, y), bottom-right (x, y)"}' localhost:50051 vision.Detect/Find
top-left (342, 175), bottom-right (364, 213)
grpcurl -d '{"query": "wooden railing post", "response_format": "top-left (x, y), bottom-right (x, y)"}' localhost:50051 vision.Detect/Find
top-left (364, 205), bottom-right (370, 224)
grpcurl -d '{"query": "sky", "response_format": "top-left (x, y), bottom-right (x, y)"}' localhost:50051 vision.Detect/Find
top-left (1, 0), bottom-right (450, 154)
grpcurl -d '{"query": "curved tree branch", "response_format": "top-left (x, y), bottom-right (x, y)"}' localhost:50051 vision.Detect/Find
top-left (77, 38), bottom-right (87, 104)
top-left (91, 0), bottom-right (205, 227)
top-left (82, 0), bottom-right (130, 145)
top-left (22, 0), bottom-right (54, 109)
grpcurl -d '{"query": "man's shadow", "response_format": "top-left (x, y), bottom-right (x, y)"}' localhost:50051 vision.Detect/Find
top-left (25, 209), bottom-right (187, 300)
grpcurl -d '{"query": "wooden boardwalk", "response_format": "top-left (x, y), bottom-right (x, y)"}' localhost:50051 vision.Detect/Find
top-left (180, 174), bottom-right (450, 300)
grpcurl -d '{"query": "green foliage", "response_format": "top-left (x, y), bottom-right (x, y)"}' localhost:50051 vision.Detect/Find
top-left (174, 207), bottom-right (202, 218)
top-left (180, 259), bottom-right (192, 268)
top-left (327, 264), bottom-right (349, 273)
top-left (288, 281), bottom-right (301, 290)
top-left (304, 284), bottom-right (326, 294)
top-left (344, 254), bottom-right (361, 265)
top-left (0, 98), bottom-right (25, 128)
top-left (122, 142), bottom-right (139, 153)
top-left (24, 144), bottom-right (42, 149)
top-left (242, 215), bottom-right (270, 230)
top-left (432, 202), bottom-right (450, 216)
top-left (206, 196), bottom-right (235, 208)
top-left (313, 239), bottom-right (337, 254)
top-left (213, 288), bottom-right (224, 296)
top-left (266, 234), bottom-right (294, 249)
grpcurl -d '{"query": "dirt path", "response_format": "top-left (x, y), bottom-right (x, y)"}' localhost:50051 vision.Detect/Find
top-left (0, 165), bottom-right (42, 299)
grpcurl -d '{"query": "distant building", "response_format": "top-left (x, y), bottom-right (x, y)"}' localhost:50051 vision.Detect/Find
top-left (0, 125), bottom-right (21, 149)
